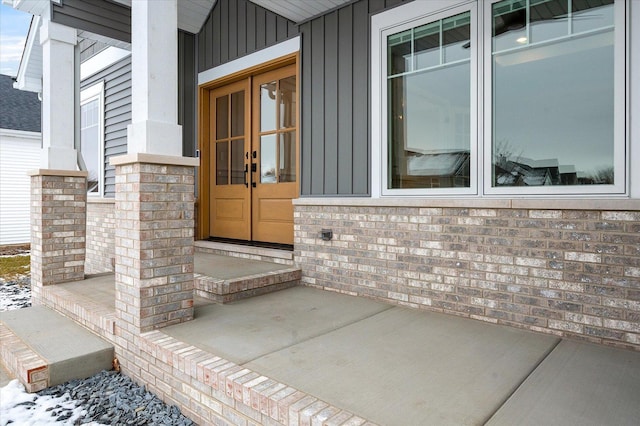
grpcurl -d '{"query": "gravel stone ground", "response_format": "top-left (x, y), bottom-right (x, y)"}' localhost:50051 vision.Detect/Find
top-left (0, 252), bottom-right (196, 425)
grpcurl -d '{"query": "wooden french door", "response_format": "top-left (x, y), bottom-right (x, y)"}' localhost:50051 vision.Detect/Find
top-left (208, 64), bottom-right (298, 245)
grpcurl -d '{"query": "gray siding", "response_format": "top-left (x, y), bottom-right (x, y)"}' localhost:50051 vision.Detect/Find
top-left (52, 0), bottom-right (131, 43)
top-left (79, 39), bottom-right (110, 62)
top-left (197, 0), bottom-right (297, 72)
top-left (299, 0), bottom-right (411, 196)
top-left (179, 31), bottom-right (197, 157)
top-left (82, 55), bottom-right (131, 198)
top-left (196, 0), bottom-right (411, 196)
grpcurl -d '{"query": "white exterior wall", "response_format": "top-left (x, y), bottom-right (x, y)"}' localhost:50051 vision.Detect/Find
top-left (0, 129), bottom-right (41, 245)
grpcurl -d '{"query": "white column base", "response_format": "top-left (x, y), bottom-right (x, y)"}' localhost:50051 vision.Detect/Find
top-left (127, 120), bottom-right (183, 157)
top-left (40, 147), bottom-right (78, 170)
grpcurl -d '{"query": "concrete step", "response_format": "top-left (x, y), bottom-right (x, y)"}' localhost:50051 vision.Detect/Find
top-left (0, 306), bottom-right (114, 392)
top-left (194, 252), bottom-right (301, 303)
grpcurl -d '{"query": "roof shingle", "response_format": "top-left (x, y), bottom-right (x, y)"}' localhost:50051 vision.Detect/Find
top-left (0, 74), bottom-right (41, 133)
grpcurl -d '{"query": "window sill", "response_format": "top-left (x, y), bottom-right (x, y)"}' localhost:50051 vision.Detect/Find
top-left (294, 197), bottom-right (640, 211)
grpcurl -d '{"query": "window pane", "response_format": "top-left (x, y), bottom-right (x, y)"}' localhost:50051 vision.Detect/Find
top-left (231, 139), bottom-right (245, 185)
top-left (216, 141), bottom-right (228, 185)
top-left (388, 29), bottom-right (412, 75)
top-left (493, 0), bottom-right (527, 52)
top-left (573, 0), bottom-right (614, 34)
top-left (388, 61), bottom-right (471, 189)
top-left (530, 0), bottom-right (568, 44)
top-left (279, 76), bottom-right (296, 129)
top-left (414, 21), bottom-right (440, 70)
top-left (443, 12), bottom-right (471, 63)
top-left (492, 1), bottom-right (615, 187)
top-left (260, 134), bottom-right (277, 184)
top-left (80, 100), bottom-right (100, 193)
top-left (231, 91), bottom-right (244, 137)
top-left (279, 131), bottom-right (296, 183)
top-left (260, 82), bottom-right (277, 131)
top-left (216, 95), bottom-right (228, 139)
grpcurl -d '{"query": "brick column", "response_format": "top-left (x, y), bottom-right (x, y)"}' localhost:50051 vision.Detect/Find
top-left (29, 170), bottom-right (87, 305)
top-left (112, 154), bottom-right (198, 335)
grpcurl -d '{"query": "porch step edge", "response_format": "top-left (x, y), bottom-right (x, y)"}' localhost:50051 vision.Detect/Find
top-left (0, 306), bottom-right (114, 392)
top-left (195, 268), bottom-right (301, 303)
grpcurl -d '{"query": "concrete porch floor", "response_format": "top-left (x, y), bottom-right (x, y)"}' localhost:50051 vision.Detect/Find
top-left (45, 254), bottom-right (640, 426)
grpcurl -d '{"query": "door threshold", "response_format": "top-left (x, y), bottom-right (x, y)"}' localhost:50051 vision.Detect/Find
top-left (207, 237), bottom-right (293, 251)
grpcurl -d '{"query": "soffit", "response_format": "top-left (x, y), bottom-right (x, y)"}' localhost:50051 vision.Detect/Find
top-left (249, 0), bottom-right (353, 23)
top-left (111, 0), bottom-right (216, 34)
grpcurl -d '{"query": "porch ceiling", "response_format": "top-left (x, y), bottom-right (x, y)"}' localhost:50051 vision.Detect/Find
top-left (11, 0), bottom-right (353, 93)
top-left (249, 0), bottom-right (354, 23)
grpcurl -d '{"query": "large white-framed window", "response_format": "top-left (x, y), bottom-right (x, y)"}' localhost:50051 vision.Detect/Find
top-left (372, 0), bottom-right (628, 197)
top-left (80, 81), bottom-right (105, 197)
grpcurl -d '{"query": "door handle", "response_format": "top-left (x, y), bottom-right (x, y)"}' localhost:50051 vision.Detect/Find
top-left (251, 163), bottom-right (257, 187)
top-left (244, 164), bottom-right (249, 188)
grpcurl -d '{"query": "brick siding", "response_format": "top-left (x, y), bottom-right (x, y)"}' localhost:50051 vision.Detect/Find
top-left (29, 172), bottom-right (87, 302)
top-left (294, 200), bottom-right (640, 351)
top-left (86, 200), bottom-right (115, 274)
top-left (114, 160), bottom-right (196, 333)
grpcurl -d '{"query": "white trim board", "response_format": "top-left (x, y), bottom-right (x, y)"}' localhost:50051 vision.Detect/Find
top-left (81, 46), bottom-right (130, 81)
top-left (198, 36), bottom-right (300, 85)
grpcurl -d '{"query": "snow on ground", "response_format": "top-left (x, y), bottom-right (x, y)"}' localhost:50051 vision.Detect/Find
top-left (0, 277), bottom-right (31, 311)
top-left (0, 380), bottom-right (92, 426)
top-left (0, 254), bottom-right (194, 425)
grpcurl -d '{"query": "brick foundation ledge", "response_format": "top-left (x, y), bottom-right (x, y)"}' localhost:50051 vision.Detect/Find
top-left (293, 199), bottom-right (640, 351)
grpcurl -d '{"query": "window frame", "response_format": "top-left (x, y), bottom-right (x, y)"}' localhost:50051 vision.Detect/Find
top-left (371, 0), bottom-right (629, 198)
top-left (80, 81), bottom-right (105, 198)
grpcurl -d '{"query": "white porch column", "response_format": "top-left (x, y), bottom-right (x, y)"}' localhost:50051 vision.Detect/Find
top-left (127, 0), bottom-right (182, 155)
top-left (39, 20), bottom-right (77, 169)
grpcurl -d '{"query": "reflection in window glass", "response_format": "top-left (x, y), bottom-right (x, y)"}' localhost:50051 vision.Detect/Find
top-left (387, 11), bottom-right (471, 189)
top-left (260, 82), bottom-right (277, 131)
top-left (231, 139), bottom-right (244, 185)
top-left (279, 132), bottom-right (296, 183)
top-left (279, 77), bottom-right (296, 129)
top-left (80, 99), bottom-right (100, 193)
top-left (216, 95), bottom-right (228, 139)
top-left (414, 21), bottom-right (440, 70)
top-left (260, 134), bottom-right (277, 183)
top-left (492, 0), bottom-right (615, 187)
top-left (216, 141), bottom-right (228, 185)
top-left (388, 29), bottom-right (411, 75)
top-left (231, 91), bottom-right (244, 137)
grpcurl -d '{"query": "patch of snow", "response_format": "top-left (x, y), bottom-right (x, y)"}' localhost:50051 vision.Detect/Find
top-left (0, 379), bottom-right (94, 426)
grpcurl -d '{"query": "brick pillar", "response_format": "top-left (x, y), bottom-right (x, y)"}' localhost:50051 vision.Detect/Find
top-left (112, 154), bottom-right (198, 335)
top-left (29, 170), bottom-right (87, 304)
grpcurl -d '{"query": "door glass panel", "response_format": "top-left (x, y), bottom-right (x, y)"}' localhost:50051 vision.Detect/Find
top-left (216, 141), bottom-right (228, 185)
top-left (260, 82), bottom-right (277, 131)
top-left (231, 91), bottom-right (244, 137)
top-left (216, 95), bottom-right (228, 139)
top-left (260, 134), bottom-right (277, 183)
top-left (279, 131), bottom-right (296, 183)
top-left (279, 77), bottom-right (296, 129)
top-left (231, 139), bottom-right (245, 185)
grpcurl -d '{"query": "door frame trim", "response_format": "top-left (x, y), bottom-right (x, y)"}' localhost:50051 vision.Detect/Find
top-left (197, 52), bottom-right (299, 240)
top-left (198, 37), bottom-right (300, 86)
